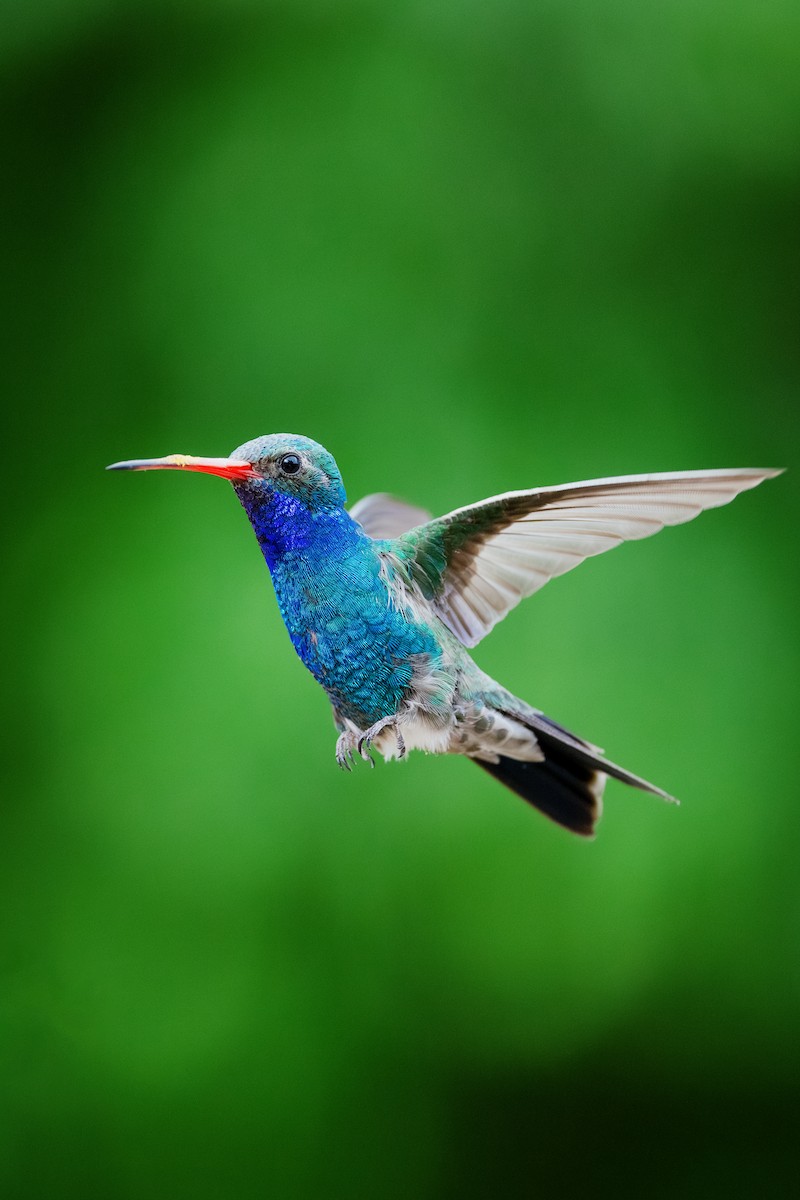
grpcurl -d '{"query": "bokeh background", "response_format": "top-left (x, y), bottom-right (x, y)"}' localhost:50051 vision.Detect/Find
top-left (2, 2), bottom-right (799, 1196)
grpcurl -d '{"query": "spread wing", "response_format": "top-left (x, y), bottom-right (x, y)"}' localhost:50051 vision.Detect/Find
top-left (393, 468), bottom-right (782, 647)
top-left (349, 493), bottom-right (432, 539)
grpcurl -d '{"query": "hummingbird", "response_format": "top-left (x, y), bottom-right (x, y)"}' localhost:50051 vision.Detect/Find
top-left (108, 436), bottom-right (781, 836)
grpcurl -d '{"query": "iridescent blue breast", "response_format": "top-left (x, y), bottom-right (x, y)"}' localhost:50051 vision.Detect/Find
top-left (272, 541), bottom-right (441, 726)
top-left (238, 484), bottom-right (442, 726)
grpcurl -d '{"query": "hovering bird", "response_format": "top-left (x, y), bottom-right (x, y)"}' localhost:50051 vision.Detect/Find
top-left (108, 437), bottom-right (780, 836)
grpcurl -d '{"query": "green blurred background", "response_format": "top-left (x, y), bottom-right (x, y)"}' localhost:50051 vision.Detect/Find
top-left (2, 2), bottom-right (798, 1196)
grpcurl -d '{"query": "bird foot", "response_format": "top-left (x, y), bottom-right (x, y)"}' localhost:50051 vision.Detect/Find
top-left (358, 717), bottom-right (406, 763)
top-left (335, 730), bottom-right (360, 771)
top-left (337, 718), bottom-right (406, 770)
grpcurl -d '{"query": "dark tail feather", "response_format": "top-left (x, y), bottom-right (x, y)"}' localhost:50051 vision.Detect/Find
top-left (474, 712), bottom-right (677, 838)
top-left (475, 751), bottom-right (602, 837)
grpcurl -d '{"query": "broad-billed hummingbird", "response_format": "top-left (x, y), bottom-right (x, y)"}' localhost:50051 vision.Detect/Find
top-left (108, 435), bottom-right (780, 836)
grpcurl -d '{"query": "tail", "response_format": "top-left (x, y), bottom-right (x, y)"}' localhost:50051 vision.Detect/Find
top-left (474, 709), bottom-right (676, 838)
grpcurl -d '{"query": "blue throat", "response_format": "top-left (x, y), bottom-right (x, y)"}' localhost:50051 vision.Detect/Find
top-left (233, 483), bottom-right (442, 726)
top-left (234, 485), bottom-right (362, 572)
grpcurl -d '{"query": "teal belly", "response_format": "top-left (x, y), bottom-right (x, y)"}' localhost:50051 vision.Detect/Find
top-left (273, 558), bottom-right (441, 727)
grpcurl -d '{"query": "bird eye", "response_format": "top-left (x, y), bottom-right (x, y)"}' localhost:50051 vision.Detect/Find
top-left (279, 454), bottom-right (302, 475)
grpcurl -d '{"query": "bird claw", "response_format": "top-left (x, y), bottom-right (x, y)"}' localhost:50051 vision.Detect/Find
top-left (337, 718), bottom-right (406, 771)
top-left (335, 730), bottom-right (359, 771)
top-left (357, 717), bottom-right (406, 762)
top-left (357, 735), bottom-right (374, 763)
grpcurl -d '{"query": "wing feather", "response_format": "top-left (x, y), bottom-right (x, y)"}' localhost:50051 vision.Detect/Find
top-left (395, 468), bottom-right (782, 646)
top-left (349, 493), bottom-right (432, 539)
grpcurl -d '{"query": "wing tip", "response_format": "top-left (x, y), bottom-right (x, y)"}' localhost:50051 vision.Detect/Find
top-left (728, 466), bottom-right (784, 481)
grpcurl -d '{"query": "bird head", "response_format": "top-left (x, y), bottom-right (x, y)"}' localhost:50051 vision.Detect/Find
top-left (107, 433), bottom-right (347, 510)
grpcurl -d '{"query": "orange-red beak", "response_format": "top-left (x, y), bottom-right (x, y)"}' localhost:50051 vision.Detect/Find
top-left (106, 453), bottom-right (256, 481)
